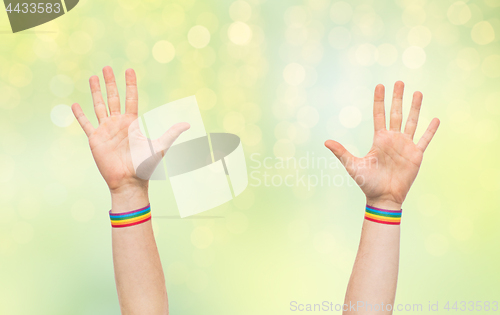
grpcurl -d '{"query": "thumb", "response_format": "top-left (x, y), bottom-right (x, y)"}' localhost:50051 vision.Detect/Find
top-left (155, 122), bottom-right (190, 153)
top-left (324, 140), bottom-right (356, 167)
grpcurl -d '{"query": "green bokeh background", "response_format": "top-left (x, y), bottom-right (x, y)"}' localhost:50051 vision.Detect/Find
top-left (1, 0), bottom-right (499, 314)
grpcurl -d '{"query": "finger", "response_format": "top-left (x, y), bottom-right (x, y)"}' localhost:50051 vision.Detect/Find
top-left (89, 75), bottom-right (108, 123)
top-left (389, 81), bottom-right (404, 132)
top-left (417, 118), bottom-right (440, 152)
top-left (155, 122), bottom-right (191, 153)
top-left (125, 68), bottom-right (138, 115)
top-left (324, 140), bottom-right (357, 168)
top-left (102, 66), bottom-right (121, 116)
top-left (373, 84), bottom-right (386, 132)
top-left (403, 91), bottom-right (423, 139)
top-left (71, 103), bottom-right (95, 137)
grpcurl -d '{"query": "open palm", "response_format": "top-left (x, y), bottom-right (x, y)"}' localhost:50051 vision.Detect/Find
top-left (71, 66), bottom-right (189, 192)
top-left (325, 82), bottom-right (440, 209)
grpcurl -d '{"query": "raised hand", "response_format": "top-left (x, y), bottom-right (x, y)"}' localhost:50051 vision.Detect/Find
top-left (325, 81), bottom-right (440, 209)
top-left (71, 66), bottom-right (189, 194)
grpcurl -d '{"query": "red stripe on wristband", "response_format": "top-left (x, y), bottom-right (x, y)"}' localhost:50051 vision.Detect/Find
top-left (364, 215), bottom-right (401, 225)
top-left (111, 216), bottom-right (151, 228)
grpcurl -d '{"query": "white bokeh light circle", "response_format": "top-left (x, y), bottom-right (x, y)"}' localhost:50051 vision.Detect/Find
top-left (402, 5), bottom-right (426, 27)
top-left (229, 0), bottom-right (252, 22)
top-left (283, 63), bottom-right (306, 86)
top-left (51, 105), bottom-right (74, 127)
top-left (195, 87), bottom-right (217, 110)
top-left (447, 1), bottom-right (471, 25)
top-left (284, 6), bottom-right (309, 28)
top-left (339, 106), bottom-right (362, 128)
top-left (152, 40), bottom-right (176, 63)
top-left (223, 111), bottom-right (246, 133)
top-left (228, 21), bottom-right (252, 45)
top-left (188, 25), bottom-right (211, 48)
top-left (471, 21), bottom-right (495, 45)
top-left (402, 46), bottom-right (426, 69)
top-left (408, 25), bottom-right (432, 47)
top-left (330, 1), bottom-right (353, 25)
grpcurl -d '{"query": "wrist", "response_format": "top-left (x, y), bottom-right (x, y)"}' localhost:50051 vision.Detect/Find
top-left (365, 201), bottom-right (403, 225)
top-left (366, 198), bottom-right (402, 210)
top-left (110, 184), bottom-right (149, 214)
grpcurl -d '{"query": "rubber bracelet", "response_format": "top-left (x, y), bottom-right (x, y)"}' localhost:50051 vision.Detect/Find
top-left (109, 204), bottom-right (151, 228)
top-left (364, 205), bottom-right (402, 225)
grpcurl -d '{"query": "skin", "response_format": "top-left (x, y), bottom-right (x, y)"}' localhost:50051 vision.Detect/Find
top-left (72, 66), bottom-right (189, 315)
top-left (325, 81), bottom-right (440, 314)
top-left (72, 70), bottom-right (437, 314)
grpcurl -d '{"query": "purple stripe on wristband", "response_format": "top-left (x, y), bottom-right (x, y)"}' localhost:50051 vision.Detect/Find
top-left (109, 204), bottom-right (151, 216)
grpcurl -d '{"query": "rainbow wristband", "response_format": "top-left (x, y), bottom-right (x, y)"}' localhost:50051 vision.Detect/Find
top-left (364, 205), bottom-right (402, 225)
top-left (109, 204), bottom-right (151, 228)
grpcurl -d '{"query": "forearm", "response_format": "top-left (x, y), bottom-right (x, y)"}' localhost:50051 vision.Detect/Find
top-left (327, 81), bottom-right (438, 314)
top-left (72, 67), bottom-right (188, 314)
top-left (110, 187), bottom-right (168, 315)
top-left (343, 200), bottom-right (401, 314)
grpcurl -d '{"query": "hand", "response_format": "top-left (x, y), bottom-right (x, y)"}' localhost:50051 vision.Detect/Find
top-left (71, 66), bottom-right (190, 195)
top-left (325, 81), bottom-right (440, 209)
